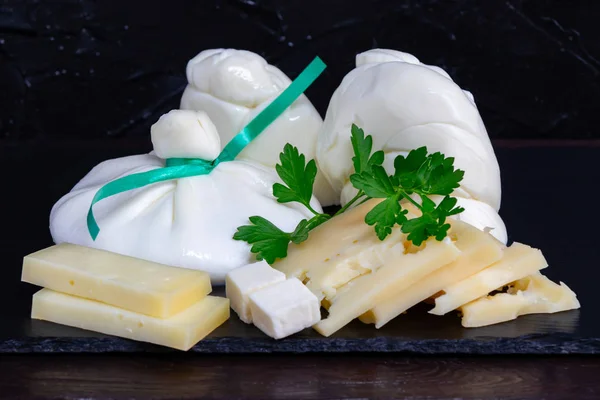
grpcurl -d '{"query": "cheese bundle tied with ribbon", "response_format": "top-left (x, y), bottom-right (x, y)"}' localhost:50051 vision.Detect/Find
top-left (181, 49), bottom-right (337, 206)
top-left (50, 58), bottom-right (327, 284)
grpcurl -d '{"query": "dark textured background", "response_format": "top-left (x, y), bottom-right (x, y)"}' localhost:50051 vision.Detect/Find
top-left (1, 0), bottom-right (599, 141)
top-left (1, 0), bottom-right (600, 361)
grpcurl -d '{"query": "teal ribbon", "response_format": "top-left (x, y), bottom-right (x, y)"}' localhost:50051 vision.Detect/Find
top-left (87, 56), bottom-right (326, 240)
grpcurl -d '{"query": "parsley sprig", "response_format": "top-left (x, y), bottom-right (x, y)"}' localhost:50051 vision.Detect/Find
top-left (233, 124), bottom-right (465, 263)
top-left (233, 144), bottom-right (332, 263)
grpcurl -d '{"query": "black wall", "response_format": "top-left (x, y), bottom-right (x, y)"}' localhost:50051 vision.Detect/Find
top-left (1, 0), bottom-right (599, 141)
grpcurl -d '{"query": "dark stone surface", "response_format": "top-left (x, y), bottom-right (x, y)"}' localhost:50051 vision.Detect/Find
top-left (1, 0), bottom-right (600, 141)
top-left (0, 143), bottom-right (599, 354)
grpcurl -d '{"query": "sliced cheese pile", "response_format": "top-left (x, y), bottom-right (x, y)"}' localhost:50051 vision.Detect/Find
top-left (226, 261), bottom-right (320, 339)
top-left (360, 218), bottom-right (504, 328)
top-left (272, 199), bottom-right (579, 335)
top-left (23, 243), bottom-right (229, 351)
top-left (276, 199), bottom-right (411, 303)
top-left (314, 237), bottom-right (460, 337)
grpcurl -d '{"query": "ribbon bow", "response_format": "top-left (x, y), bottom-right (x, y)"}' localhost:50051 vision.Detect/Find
top-left (87, 57), bottom-right (327, 240)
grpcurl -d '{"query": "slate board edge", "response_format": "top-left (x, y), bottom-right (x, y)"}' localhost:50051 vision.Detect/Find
top-left (2, 334), bottom-right (599, 355)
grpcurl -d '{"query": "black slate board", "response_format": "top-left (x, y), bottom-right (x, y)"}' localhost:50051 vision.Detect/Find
top-left (0, 144), bottom-right (599, 354)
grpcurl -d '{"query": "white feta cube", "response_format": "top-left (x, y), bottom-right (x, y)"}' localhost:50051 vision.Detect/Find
top-left (225, 261), bottom-right (286, 323)
top-left (249, 278), bottom-right (321, 339)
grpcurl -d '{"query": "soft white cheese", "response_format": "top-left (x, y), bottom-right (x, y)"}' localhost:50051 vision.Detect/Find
top-left (180, 48), bottom-right (337, 205)
top-left (151, 109), bottom-right (221, 160)
top-left (316, 48), bottom-right (502, 212)
top-left (225, 261), bottom-right (286, 323)
top-left (248, 278), bottom-right (321, 339)
top-left (50, 112), bottom-right (322, 284)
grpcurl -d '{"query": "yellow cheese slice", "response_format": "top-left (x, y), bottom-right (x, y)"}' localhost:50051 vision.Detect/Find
top-left (461, 272), bottom-right (580, 327)
top-left (32, 289), bottom-right (229, 351)
top-left (313, 238), bottom-right (460, 337)
top-left (22, 243), bottom-right (211, 318)
top-left (430, 242), bottom-right (548, 316)
top-left (361, 220), bottom-right (505, 328)
top-left (274, 199), bottom-right (382, 281)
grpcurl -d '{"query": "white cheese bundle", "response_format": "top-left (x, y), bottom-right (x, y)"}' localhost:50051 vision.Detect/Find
top-left (50, 110), bottom-right (321, 284)
top-left (180, 48), bottom-right (337, 205)
top-left (316, 49), bottom-right (507, 243)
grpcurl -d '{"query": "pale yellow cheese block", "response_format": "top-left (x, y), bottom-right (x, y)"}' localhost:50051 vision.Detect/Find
top-left (22, 243), bottom-right (211, 318)
top-left (461, 272), bottom-right (580, 328)
top-left (32, 289), bottom-right (229, 351)
top-left (430, 242), bottom-right (548, 316)
top-left (313, 238), bottom-right (460, 337)
top-left (361, 220), bottom-right (505, 328)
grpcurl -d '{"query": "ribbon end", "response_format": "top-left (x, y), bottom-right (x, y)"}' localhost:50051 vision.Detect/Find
top-left (87, 208), bottom-right (100, 241)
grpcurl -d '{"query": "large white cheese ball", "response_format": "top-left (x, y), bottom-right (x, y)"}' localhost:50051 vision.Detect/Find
top-left (50, 110), bottom-right (322, 284)
top-left (317, 49), bottom-right (506, 243)
top-left (180, 48), bottom-right (337, 206)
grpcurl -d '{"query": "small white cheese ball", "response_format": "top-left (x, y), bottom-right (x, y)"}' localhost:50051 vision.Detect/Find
top-left (150, 109), bottom-right (221, 160)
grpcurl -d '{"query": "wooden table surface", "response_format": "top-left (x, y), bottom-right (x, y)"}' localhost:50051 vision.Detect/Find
top-left (0, 354), bottom-right (598, 399)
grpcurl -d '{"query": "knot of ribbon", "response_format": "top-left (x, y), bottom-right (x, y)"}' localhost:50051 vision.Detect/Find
top-left (87, 56), bottom-right (327, 240)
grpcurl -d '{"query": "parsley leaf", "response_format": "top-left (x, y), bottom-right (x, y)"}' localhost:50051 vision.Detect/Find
top-left (234, 124), bottom-right (466, 263)
top-left (364, 195), bottom-right (408, 240)
top-left (233, 216), bottom-right (293, 264)
top-left (350, 165), bottom-right (395, 198)
top-left (234, 213), bottom-right (331, 263)
top-left (394, 148), bottom-right (464, 196)
top-left (350, 124), bottom-right (384, 175)
top-left (351, 139), bottom-right (465, 242)
top-left (273, 144), bottom-right (318, 214)
top-left (401, 196), bottom-right (465, 245)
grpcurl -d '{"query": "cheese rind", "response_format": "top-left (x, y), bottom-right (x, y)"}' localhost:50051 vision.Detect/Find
top-left (460, 272), bottom-right (580, 328)
top-left (22, 243), bottom-right (212, 318)
top-left (225, 261), bottom-right (286, 323)
top-left (430, 242), bottom-right (548, 315)
top-left (249, 278), bottom-right (321, 339)
top-left (31, 289), bottom-right (230, 351)
top-left (314, 238), bottom-right (460, 337)
top-left (362, 220), bottom-right (504, 328)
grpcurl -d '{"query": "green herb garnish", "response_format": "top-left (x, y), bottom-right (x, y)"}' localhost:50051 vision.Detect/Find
top-left (233, 124), bottom-right (465, 262)
top-left (233, 144), bottom-right (331, 263)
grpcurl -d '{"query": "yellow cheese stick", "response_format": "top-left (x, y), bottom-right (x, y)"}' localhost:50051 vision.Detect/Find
top-left (461, 272), bottom-right (580, 328)
top-left (22, 243), bottom-right (211, 318)
top-left (314, 238), bottom-right (460, 337)
top-left (361, 220), bottom-right (504, 328)
top-left (430, 242), bottom-right (548, 316)
top-left (32, 289), bottom-right (229, 351)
